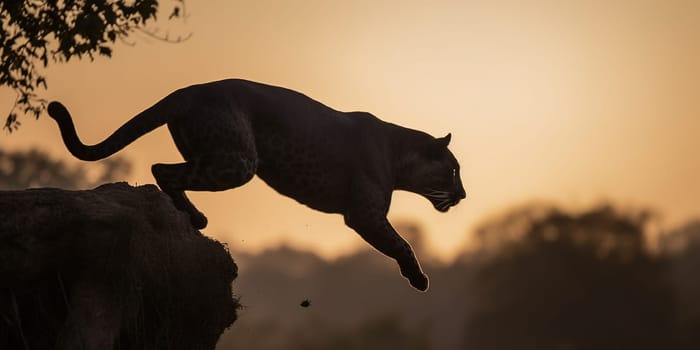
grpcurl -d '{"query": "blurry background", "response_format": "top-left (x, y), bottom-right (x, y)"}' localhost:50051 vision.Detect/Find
top-left (1, 0), bottom-right (699, 349)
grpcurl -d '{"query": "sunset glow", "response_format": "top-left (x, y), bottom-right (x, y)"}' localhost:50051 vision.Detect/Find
top-left (1, 0), bottom-right (698, 260)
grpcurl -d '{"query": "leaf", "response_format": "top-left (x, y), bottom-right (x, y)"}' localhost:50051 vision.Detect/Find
top-left (98, 46), bottom-right (112, 57)
top-left (4, 113), bottom-right (17, 132)
top-left (169, 7), bottom-right (180, 20)
top-left (37, 77), bottom-right (47, 89)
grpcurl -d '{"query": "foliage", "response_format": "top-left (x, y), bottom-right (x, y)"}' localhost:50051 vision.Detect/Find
top-left (0, 0), bottom-right (186, 131)
top-left (0, 148), bottom-right (130, 189)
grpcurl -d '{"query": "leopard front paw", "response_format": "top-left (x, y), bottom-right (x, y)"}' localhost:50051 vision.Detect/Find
top-left (399, 264), bottom-right (429, 292)
top-left (408, 272), bottom-right (429, 292)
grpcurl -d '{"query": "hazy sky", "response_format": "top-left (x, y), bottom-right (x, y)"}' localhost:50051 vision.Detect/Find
top-left (1, 0), bottom-right (698, 260)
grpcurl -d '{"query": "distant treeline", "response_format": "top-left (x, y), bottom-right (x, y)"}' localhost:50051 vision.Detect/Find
top-left (0, 148), bottom-right (130, 190)
top-left (220, 205), bottom-right (700, 350)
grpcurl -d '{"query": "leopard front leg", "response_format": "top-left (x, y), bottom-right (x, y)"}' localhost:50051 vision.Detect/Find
top-left (344, 192), bottom-right (428, 291)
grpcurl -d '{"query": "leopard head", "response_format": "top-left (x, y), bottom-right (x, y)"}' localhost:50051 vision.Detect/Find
top-left (399, 133), bottom-right (466, 212)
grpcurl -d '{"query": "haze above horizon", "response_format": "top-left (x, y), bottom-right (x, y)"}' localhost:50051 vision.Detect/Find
top-left (1, 0), bottom-right (698, 260)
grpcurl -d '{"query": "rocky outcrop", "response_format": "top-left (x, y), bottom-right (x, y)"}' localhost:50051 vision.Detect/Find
top-left (0, 183), bottom-right (238, 350)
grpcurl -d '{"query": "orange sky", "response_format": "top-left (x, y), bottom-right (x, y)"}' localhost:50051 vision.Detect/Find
top-left (1, 0), bottom-right (699, 260)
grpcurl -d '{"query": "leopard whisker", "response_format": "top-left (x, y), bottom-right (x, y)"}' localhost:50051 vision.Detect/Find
top-left (423, 193), bottom-right (450, 201)
top-left (426, 189), bottom-right (450, 195)
top-left (438, 200), bottom-right (451, 211)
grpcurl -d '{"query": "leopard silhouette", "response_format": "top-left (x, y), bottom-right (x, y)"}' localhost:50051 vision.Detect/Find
top-left (47, 79), bottom-right (466, 291)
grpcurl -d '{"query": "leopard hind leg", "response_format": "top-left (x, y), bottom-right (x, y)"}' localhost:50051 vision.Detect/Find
top-left (151, 151), bottom-right (258, 229)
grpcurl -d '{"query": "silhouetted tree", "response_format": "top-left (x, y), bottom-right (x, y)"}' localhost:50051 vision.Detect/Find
top-left (663, 220), bottom-right (700, 348)
top-left (662, 220), bottom-right (700, 253)
top-left (1, 0), bottom-right (188, 131)
top-left (0, 148), bottom-right (130, 190)
top-left (465, 205), bottom-right (676, 350)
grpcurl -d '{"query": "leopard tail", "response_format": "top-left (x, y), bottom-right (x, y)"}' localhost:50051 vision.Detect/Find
top-left (46, 96), bottom-right (176, 161)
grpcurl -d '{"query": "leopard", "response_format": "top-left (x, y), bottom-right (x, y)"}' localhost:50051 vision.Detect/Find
top-left (47, 79), bottom-right (466, 291)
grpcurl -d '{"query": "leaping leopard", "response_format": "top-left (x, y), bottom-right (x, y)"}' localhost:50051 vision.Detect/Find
top-left (47, 79), bottom-right (466, 291)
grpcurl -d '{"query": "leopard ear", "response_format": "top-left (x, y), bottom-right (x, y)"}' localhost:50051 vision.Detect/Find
top-left (427, 133), bottom-right (451, 158)
top-left (436, 133), bottom-right (451, 148)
